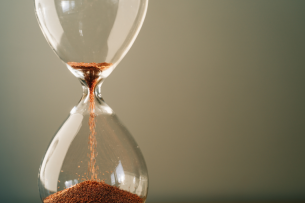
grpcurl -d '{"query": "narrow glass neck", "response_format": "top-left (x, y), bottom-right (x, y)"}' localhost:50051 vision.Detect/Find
top-left (80, 79), bottom-right (104, 102)
top-left (70, 79), bottom-right (113, 115)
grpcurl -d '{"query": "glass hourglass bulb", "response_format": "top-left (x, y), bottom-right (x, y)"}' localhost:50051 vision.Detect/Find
top-left (34, 0), bottom-right (149, 202)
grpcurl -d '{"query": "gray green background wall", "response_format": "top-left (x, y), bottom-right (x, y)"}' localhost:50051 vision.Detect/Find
top-left (0, 0), bottom-right (305, 202)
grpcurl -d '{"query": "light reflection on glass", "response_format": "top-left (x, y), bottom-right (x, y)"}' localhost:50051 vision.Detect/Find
top-left (64, 179), bottom-right (78, 188)
top-left (61, 1), bottom-right (75, 13)
top-left (110, 160), bottom-right (125, 185)
top-left (115, 160), bottom-right (125, 183)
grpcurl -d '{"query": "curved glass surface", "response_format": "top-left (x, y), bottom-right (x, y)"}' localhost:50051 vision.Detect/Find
top-left (35, 0), bottom-right (148, 77)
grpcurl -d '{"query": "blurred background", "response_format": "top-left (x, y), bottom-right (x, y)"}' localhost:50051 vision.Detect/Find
top-left (0, 0), bottom-right (305, 202)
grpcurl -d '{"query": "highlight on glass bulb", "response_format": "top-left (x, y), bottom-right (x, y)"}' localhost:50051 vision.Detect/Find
top-left (34, 0), bottom-right (149, 202)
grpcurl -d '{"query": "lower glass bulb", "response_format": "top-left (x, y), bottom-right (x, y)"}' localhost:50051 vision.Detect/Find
top-left (38, 72), bottom-right (148, 202)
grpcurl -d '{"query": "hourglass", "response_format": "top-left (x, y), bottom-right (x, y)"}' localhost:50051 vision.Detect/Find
top-left (34, 0), bottom-right (149, 202)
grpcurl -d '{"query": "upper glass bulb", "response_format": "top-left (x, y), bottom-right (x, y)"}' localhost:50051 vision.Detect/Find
top-left (35, 0), bottom-right (148, 78)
